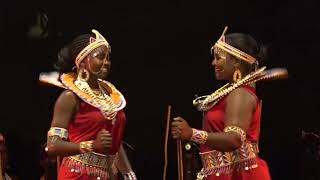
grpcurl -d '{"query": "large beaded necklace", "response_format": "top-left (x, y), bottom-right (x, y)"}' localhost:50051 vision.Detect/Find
top-left (74, 78), bottom-right (118, 120)
top-left (193, 66), bottom-right (266, 111)
top-left (61, 73), bottom-right (126, 122)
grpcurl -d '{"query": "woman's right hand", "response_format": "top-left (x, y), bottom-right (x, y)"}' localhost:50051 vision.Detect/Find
top-left (171, 117), bottom-right (193, 141)
top-left (93, 129), bottom-right (112, 154)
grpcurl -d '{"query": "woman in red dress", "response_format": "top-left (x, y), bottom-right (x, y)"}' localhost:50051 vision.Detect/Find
top-left (172, 27), bottom-right (275, 180)
top-left (41, 29), bottom-right (136, 180)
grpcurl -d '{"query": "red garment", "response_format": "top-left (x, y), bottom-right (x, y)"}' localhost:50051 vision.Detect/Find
top-left (204, 158), bottom-right (270, 180)
top-left (200, 86), bottom-right (271, 180)
top-left (0, 132), bottom-right (5, 144)
top-left (58, 102), bottom-right (126, 180)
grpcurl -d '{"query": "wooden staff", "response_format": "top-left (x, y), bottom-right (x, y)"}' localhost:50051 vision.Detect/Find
top-left (106, 155), bottom-right (115, 180)
top-left (163, 105), bottom-right (184, 180)
top-left (258, 100), bottom-right (262, 149)
top-left (177, 139), bottom-right (183, 180)
top-left (163, 105), bottom-right (171, 180)
top-left (0, 153), bottom-right (3, 180)
top-left (105, 145), bottom-right (115, 180)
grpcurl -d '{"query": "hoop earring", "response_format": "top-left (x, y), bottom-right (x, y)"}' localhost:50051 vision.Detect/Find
top-left (78, 68), bottom-right (90, 82)
top-left (233, 69), bottom-right (242, 82)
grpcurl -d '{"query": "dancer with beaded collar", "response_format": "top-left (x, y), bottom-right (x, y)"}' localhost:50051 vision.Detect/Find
top-left (40, 29), bottom-right (136, 180)
top-left (172, 27), bottom-right (287, 180)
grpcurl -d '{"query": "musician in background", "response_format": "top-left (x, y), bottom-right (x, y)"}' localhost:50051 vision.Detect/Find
top-left (299, 130), bottom-right (320, 180)
top-left (0, 133), bottom-right (12, 180)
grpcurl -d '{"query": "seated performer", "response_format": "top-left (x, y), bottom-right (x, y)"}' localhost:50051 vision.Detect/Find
top-left (0, 133), bottom-right (13, 180)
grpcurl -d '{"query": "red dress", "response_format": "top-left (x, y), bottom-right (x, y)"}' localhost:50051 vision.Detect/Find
top-left (58, 102), bottom-right (126, 180)
top-left (199, 86), bottom-right (271, 180)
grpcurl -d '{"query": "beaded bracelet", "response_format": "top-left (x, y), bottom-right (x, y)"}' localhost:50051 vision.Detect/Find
top-left (224, 126), bottom-right (246, 142)
top-left (79, 140), bottom-right (94, 153)
top-left (190, 128), bottom-right (208, 144)
top-left (123, 171), bottom-right (137, 180)
top-left (48, 127), bottom-right (68, 139)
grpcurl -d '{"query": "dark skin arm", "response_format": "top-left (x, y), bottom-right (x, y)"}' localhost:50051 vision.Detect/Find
top-left (47, 90), bottom-right (112, 156)
top-left (115, 143), bottom-right (133, 175)
top-left (172, 87), bottom-right (257, 152)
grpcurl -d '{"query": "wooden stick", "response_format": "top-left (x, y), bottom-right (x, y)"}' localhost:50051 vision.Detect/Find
top-left (163, 105), bottom-right (171, 180)
top-left (258, 100), bottom-right (262, 150)
top-left (106, 153), bottom-right (115, 180)
top-left (177, 140), bottom-right (183, 180)
top-left (0, 154), bottom-right (3, 180)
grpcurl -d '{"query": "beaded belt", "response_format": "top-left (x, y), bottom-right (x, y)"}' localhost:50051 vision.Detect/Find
top-left (62, 152), bottom-right (118, 179)
top-left (197, 141), bottom-right (259, 179)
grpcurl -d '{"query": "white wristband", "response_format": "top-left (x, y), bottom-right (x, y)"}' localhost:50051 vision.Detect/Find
top-left (124, 171), bottom-right (137, 180)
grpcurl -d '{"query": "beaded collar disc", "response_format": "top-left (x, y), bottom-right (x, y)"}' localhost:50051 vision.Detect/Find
top-left (193, 67), bottom-right (288, 111)
top-left (60, 73), bottom-right (126, 121)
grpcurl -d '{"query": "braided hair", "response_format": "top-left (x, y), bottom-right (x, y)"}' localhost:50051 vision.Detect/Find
top-left (225, 33), bottom-right (267, 73)
top-left (54, 34), bottom-right (94, 73)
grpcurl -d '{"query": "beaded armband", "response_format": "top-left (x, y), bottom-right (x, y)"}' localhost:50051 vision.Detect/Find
top-left (48, 127), bottom-right (69, 140)
top-left (79, 140), bottom-right (94, 153)
top-left (124, 171), bottom-right (137, 180)
top-left (190, 128), bottom-right (208, 144)
top-left (224, 126), bottom-right (246, 142)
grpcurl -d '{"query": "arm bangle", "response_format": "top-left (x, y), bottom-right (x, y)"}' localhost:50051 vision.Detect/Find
top-left (224, 126), bottom-right (246, 142)
top-left (79, 140), bottom-right (94, 153)
top-left (48, 127), bottom-right (69, 140)
top-left (124, 171), bottom-right (137, 180)
top-left (190, 128), bottom-right (208, 144)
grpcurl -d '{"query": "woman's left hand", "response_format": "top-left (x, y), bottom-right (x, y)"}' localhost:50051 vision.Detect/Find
top-left (171, 117), bottom-right (193, 141)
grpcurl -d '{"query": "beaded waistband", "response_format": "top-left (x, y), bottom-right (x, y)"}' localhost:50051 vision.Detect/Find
top-left (197, 141), bottom-right (259, 179)
top-left (62, 152), bottom-right (118, 179)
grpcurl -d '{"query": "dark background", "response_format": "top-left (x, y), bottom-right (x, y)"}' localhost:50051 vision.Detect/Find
top-left (1, 0), bottom-right (320, 179)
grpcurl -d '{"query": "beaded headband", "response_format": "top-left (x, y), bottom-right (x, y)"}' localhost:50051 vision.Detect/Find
top-left (75, 29), bottom-right (111, 69)
top-left (211, 26), bottom-right (256, 64)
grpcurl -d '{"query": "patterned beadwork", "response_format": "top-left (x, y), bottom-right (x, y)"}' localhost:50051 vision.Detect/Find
top-left (48, 127), bottom-right (68, 139)
top-left (60, 73), bottom-right (126, 122)
top-left (197, 142), bottom-right (259, 178)
top-left (63, 152), bottom-right (118, 179)
top-left (224, 126), bottom-right (246, 142)
top-left (193, 67), bottom-right (266, 111)
top-left (79, 140), bottom-right (94, 153)
top-left (75, 29), bottom-right (110, 69)
top-left (124, 171), bottom-right (137, 180)
top-left (190, 128), bottom-right (208, 144)
top-left (211, 26), bottom-right (256, 65)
